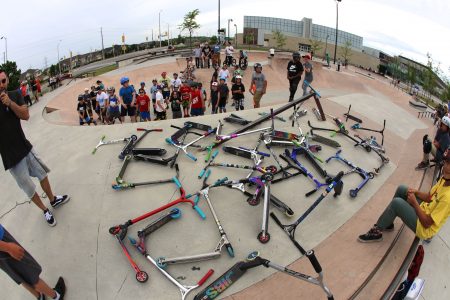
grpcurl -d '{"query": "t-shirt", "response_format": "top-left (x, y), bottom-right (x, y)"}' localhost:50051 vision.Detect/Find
top-left (159, 77), bottom-right (171, 92)
top-left (416, 178), bottom-right (450, 239)
top-left (219, 69), bottom-right (230, 80)
top-left (170, 95), bottom-right (182, 111)
top-left (435, 130), bottom-right (450, 161)
top-left (304, 61), bottom-right (313, 83)
top-left (0, 224), bottom-right (4, 240)
top-left (155, 91), bottom-right (165, 112)
top-left (96, 92), bottom-right (108, 108)
top-left (109, 96), bottom-right (120, 112)
top-left (180, 86), bottom-right (191, 102)
top-left (231, 83), bottom-right (245, 100)
top-left (82, 94), bottom-right (93, 109)
top-left (213, 45), bottom-right (221, 54)
top-left (190, 90), bottom-right (203, 109)
top-left (218, 84), bottom-right (229, 100)
top-left (202, 46), bottom-right (212, 57)
top-left (137, 94), bottom-right (150, 112)
top-left (194, 48), bottom-right (202, 57)
top-left (251, 72), bottom-right (266, 92)
top-left (170, 78), bottom-right (182, 90)
top-left (119, 85), bottom-right (135, 105)
top-left (287, 60), bottom-right (304, 78)
top-left (225, 45), bottom-right (234, 56)
top-left (77, 102), bottom-right (88, 117)
top-left (150, 85), bottom-right (158, 101)
top-left (0, 91), bottom-right (33, 170)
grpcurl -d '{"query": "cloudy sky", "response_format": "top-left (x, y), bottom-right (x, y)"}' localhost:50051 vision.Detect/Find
top-left (1, 0), bottom-right (449, 77)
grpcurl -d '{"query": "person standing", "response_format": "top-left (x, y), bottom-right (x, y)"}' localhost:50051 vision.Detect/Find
top-left (0, 224), bottom-right (66, 299)
top-left (154, 87), bottom-right (167, 120)
top-left (217, 78), bottom-right (229, 113)
top-left (150, 79), bottom-right (158, 115)
top-left (219, 64), bottom-right (230, 82)
top-left (250, 63), bottom-right (267, 108)
top-left (119, 77), bottom-right (137, 123)
top-left (179, 81), bottom-right (191, 118)
top-left (20, 81), bottom-right (33, 107)
top-left (169, 91), bottom-right (182, 119)
top-left (231, 76), bottom-right (245, 111)
top-left (77, 95), bottom-right (93, 126)
top-left (202, 42), bottom-right (212, 69)
top-left (0, 69), bottom-right (70, 226)
top-left (287, 52), bottom-right (304, 102)
top-left (194, 45), bottom-right (203, 69)
top-left (136, 88), bottom-right (151, 122)
top-left (209, 82), bottom-right (219, 114)
top-left (225, 41), bottom-right (234, 66)
top-left (106, 87), bottom-right (121, 124)
top-left (326, 53), bottom-right (331, 68)
top-left (158, 72), bottom-right (171, 103)
top-left (170, 73), bottom-right (182, 93)
top-left (30, 77), bottom-right (39, 103)
top-left (190, 84), bottom-right (205, 117)
top-left (82, 88), bottom-right (96, 125)
top-left (337, 58), bottom-right (341, 72)
top-left (95, 87), bottom-right (109, 124)
top-left (302, 54), bottom-right (314, 96)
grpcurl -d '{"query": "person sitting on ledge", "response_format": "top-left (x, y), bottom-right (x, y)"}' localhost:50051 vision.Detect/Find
top-left (358, 147), bottom-right (450, 243)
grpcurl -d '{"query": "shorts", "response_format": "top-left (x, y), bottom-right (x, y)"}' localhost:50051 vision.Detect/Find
top-left (79, 116), bottom-right (92, 125)
top-left (108, 109), bottom-right (120, 119)
top-left (121, 105), bottom-right (136, 117)
top-left (0, 229), bottom-right (42, 286)
top-left (253, 91), bottom-right (264, 108)
top-left (182, 100), bottom-right (190, 108)
top-left (191, 108), bottom-right (204, 116)
top-left (172, 110), bottom-right (182, 119)
top-left (9, 149), bottom-right (50, 199)
top-left (162, 91), bottom-right (170, 99)
top-left (219, 98), bottom-right (227, 108)
top-left (140, 111), bottom-right (150, 120)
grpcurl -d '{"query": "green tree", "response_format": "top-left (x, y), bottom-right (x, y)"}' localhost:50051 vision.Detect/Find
top-left (272, 29), bottom-right (286, 49)
top-left (178, 9), bottom-right (201, 49)
top-left (209, 35), bottom-right (218, 45)
top-left (308, 39), bottom-right (322, 57)
top-left (340, 40), bottom-right (352, 66)
top-left (406, 64), bottom-right (417, 93)
top-left (0, 61), bottom-right (21, 90)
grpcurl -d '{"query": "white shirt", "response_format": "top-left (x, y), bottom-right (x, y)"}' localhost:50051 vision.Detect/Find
top-left (96, 92), bottom-right (108, 108)
top-left (155, 91), bottom-right (165, 112)
top-left (225, 45), bottom-right (234, 56)
top-left (219, 69), bottom-right (230, 80)
top-left (170, 78), bottom-right (182, 90)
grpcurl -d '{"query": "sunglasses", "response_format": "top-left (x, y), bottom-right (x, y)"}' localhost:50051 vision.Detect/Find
top-left (0, 79), bottom-right (6, 84)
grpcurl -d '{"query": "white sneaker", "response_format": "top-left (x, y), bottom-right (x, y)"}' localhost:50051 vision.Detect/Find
top-left (44, 209), bottom-right (56, 227)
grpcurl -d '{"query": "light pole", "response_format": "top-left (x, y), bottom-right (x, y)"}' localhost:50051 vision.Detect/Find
top-left (0, 36), bottom-right (7, 63)
top-left (159, 10), bottom-right (162, 48)
top-left (234, 24), bottom-right (238, 48)
top-left (57, 40), bottom-right (62, 77)
top-left (227, 19), bottom-right (233, 42)
top-left (218, 0), bottom-right (221, 43)
top-left (333, 0), bottom-right (342, 64)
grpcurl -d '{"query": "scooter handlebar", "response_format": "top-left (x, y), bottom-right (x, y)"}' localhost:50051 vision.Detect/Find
top-left (306, 250), bottom-right (323, 274)
top-left (137, 128), bottom-right (163, 132)
top-left (193, 205), bottom-right (207, 220)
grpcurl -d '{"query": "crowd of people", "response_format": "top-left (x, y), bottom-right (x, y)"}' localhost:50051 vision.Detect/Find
top-left (18, 76), bottom-right (41, 107)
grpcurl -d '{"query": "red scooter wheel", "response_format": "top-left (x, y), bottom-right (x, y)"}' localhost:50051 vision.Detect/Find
top-left (136, 271), bottom-right (149, 283)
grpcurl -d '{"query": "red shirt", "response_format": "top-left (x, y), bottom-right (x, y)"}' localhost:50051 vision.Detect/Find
top-left (136, 94), bottom-right (150, 112)
top-left (180, 86), bottom-right (191, 101)
top-left (190, 90), bottom-right (203, 109)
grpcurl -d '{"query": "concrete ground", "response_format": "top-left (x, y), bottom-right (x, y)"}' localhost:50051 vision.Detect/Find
top-left (0, 52), bottom-right (445, 300)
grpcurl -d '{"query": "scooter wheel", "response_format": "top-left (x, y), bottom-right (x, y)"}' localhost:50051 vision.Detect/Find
top-left (156, 257), bottom-right (167, 269)
top-left (109, 227), bottom-right (119, 235)
top-left (247, 197), bottom-right (260, 206)
top-left (136, 271), bottom-right (149, 283)
top-left (170, 208), bottom-right (182, 219)
top-left (266, 165), bottom-right (277, 174)
top-left (349, 189), bottom-right (358, 198)
top-left (131, 135), bottom-right (138, 141)
top-left (365, 145), bottom-right (372, 152)
top-left (246, 251), bottom-right (260, 261)
top-left (257, 232), bottom-right (270, 244)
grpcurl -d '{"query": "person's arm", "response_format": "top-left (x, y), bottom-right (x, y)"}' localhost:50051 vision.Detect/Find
top-left (0, 241), bottom-right (25, 260)
top-left (0, 92), bottom-right (29, 120)
top-left (406, 192), bottom-right (434, 228)
top-left (408, 188), bottom-right (432, 203)
top-left (262, 79), bottom-right (267, 94)
top-left (131, 91), bottom-right (136, 106)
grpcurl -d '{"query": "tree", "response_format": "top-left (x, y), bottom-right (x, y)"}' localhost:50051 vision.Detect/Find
top-left (406, 64), bottom-right (417, 93)
top-left (340, 40), bottom-right (352, 67)
top-left (0, 61), bottom-right (21, 90)
top-left (178, 9), bottom-right (201, 49)
top-left (308, 39), bottom-right (322, 57)
top-left (272, 30), bottom-right (286, 49)
top-left (209, 35), bottom-right (218, 45)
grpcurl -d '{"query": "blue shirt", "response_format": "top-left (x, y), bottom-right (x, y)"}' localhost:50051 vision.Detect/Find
top-left (213, 45), bottom-right (221, 54)
top-left (119, 86), bottom-right (135, 105)
top-left (0, 224), bottom-right (4, 240)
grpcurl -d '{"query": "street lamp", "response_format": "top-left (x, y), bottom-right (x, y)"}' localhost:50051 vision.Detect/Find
top-left (0, 36), bottom-right (7, 63)
top-left (218, 0), bottom-right (221, 43)
top-left (333, 0), bottom-right (342, 64)
top-left (57, 40), bottom-right (62, 77)
top-left (227, 19), bottom-right (233, 42)
top-left (159, 10), bottom-right (162, 48)
top-left (234, 24), bottom-right (238, 48)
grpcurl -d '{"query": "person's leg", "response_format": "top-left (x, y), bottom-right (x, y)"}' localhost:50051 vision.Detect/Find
top-left (302, 81), bottom-right (308, 96)
top-left (39, 176), bottom-right (55, 203)
top-left (289, 80), bottom-right (299, 101)
top-left (34, 279), bottom-right (57, 299)
top-left (377, 197), bottom-right (418, 232)
top-left (21, 282), bottom-right (40, 298)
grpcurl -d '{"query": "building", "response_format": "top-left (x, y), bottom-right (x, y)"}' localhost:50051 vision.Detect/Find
top-left (239, 15), bottom-right (390, 70)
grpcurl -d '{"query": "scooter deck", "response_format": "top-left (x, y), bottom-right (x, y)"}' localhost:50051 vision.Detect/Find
top-left (184, 121), bottom-right (212, 132)
top-left (222, 146), bottom-right (253, 159)
top-left (310, 131), bottom-right (341, 148)
top-left (224, 117), bottom-right (252, 125)
top-left (132, 148), bottom-right (167, 156)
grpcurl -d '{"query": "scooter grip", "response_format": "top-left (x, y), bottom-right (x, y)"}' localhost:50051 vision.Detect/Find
top-left (194, 194), bottom-right (200, 205)
top-left (211, 149), bottom-right (219, 159)
top-left (193, 205), bottom-right (206, 220)
top-left (214, 177), bottom-right (229, 186)
top-left (198, 169), bottom-right (206, 178)
top-left (332, 171), bottom-right (345, 184)
top-left (172, 177), bottom-right (182, 188)
top-left (186, 152), bottom-right (198, 161)
top-left (197, 269), bottom-right (214, 286)
top-left (165, 137), bottom-right (176, 145)
top-left (306, 250), bottom-right (323, 274)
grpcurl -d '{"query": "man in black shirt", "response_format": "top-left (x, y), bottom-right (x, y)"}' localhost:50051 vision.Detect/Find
top-left (202, 43), bottom-right (212, 69)
top-left (287, 51), bottom-right (304, 102)
top-left (77, 95), bottom-right (93, 126)
top-left (0, 69), bottom-right (70, 227)
top-left (231, 76), bottom-right (245, 111)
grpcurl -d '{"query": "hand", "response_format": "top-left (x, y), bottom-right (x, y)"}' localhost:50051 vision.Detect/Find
top-left (407, 188), bottom-right (416, 195)
top-left (0, 92), bottom-right (12, 107)
top-left (7, 243), bottom-right (25, 260)
top-left (406, 192), bottom-right (418, 207)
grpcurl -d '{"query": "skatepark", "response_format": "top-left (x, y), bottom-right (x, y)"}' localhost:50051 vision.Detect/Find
top-left (0, 50), bottom-right (447, 300)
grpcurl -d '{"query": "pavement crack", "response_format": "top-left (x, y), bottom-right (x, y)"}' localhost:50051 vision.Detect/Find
top-left (115, 272), bottom-right (129, 299)
top-left (437, 234), bottom-right (450, 251)
top-left (0, 200), bottom-right (31, 220)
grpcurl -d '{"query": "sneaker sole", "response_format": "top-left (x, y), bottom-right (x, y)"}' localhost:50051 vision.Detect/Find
top-left (52, 196), bottom-right (71, 209)
top-left (47, 219), bottom-right (57, 227)
top-left (358, 236), bottom-right (383, 243)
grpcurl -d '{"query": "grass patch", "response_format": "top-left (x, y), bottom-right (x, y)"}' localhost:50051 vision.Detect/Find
top-left (92, 64), bottom-right (118, 76)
